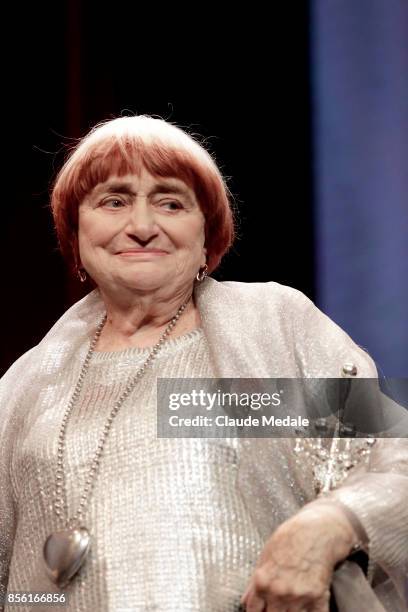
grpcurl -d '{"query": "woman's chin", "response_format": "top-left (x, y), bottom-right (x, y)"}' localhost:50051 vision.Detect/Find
top-left (114, 273), bottom-right (168, 294)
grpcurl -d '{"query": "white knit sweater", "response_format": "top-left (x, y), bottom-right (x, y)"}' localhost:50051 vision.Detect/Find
top-left (0, 279), bottom-right (406, 610)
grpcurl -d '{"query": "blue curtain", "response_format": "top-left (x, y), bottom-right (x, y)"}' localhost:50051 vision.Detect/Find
top-left (311, 0), bottom-right (408, 377)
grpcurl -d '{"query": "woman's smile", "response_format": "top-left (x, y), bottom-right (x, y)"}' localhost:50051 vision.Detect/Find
top-left (116, 248), bottom-right (169, 258)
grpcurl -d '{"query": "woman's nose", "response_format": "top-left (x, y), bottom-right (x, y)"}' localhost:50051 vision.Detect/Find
top-left (125, 201), bottom-right (158, 242)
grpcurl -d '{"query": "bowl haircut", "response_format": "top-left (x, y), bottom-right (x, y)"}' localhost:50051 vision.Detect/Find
top-left (51, 116), bottom-right (235, 276)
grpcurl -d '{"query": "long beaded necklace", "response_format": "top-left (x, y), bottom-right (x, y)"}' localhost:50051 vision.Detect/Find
top-left (43, 300), bottom-right (189, 588)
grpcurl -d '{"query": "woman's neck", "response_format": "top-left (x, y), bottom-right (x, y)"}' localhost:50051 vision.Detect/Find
top-left (95, 287), bottom-right (201, 351)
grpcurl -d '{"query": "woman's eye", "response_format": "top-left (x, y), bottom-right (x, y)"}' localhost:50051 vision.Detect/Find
top-left (160, 201), bottom-right (183, 211)
top-left (102, 199), bottom-right (125, 209)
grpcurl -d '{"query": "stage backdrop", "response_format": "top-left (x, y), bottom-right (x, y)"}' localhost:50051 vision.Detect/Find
top-left (311, 0), bottom-right (408, 377)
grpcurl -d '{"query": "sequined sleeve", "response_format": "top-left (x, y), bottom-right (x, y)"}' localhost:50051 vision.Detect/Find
top-left (329, 439), bottom-right (408, 576)
top-left (0, 349), bottom-right (35, 609)
top-left (289, 289), bottom-right (408, 594)
top-left (0, 423), bottom-right (14, 610)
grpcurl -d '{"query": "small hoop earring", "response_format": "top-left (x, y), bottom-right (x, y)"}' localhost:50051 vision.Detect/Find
top-left (77, 268), bottom-right (87, 283)
top-left (196, 264), bottom-right (208, 282)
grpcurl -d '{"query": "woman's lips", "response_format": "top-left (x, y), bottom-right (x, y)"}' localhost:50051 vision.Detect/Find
top-left (117, 249), bottom-right (168, 257)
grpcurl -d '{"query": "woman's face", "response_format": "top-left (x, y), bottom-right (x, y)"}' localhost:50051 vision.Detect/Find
top-left (78, 169), bottom-right (207, 295)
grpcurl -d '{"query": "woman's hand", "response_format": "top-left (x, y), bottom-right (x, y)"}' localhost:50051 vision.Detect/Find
top-left (241, 503), bottom-right (359, 612)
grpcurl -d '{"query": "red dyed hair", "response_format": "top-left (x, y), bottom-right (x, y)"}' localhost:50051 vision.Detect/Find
top-left (51, 116), bottom-right (235, 276)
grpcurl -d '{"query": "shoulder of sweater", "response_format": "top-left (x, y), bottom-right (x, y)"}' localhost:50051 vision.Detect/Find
top-left (44, 289), bottom-right (103, 329)
top-left (30, 289), bottom-right (104, 351)
top-left (0, 290), bottom-right (102, 395)
top-left (0, 345), bottom-right (37, 434)
top-left (202, 279), bottom-right (377, 376)
top-left (0, 345), bottom-right (37, 387)
top-left (203, 277), bottom-right (314, 310)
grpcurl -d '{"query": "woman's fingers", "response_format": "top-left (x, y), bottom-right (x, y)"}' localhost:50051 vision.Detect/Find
top-left (240, 505), bottom-right (354, 612)
top-left (244, 589), bottom-right (267, 612)
top-left (240, 582), bottom-right (252, 605)
top-left (282, 605), bottom-right (310, 612)
top-left (241, 574), bottom-right (331, 612)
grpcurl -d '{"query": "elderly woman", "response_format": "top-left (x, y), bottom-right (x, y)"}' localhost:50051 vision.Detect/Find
top-left (0, 116), bottom-right (406, 612)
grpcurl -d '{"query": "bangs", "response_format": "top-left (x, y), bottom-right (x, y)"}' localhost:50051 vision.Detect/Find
top-left (71, 136), bottom-right (204, 206)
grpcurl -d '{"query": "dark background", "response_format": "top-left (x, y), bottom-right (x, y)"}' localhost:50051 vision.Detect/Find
top-left (2, 3), bottom-right (313, 375)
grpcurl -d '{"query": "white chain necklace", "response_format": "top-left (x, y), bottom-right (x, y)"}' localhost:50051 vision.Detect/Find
top-left (43, 300), bottom-right (189, 588)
